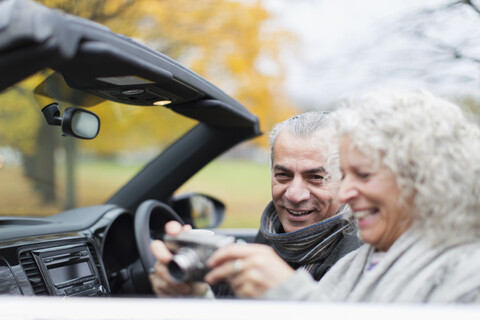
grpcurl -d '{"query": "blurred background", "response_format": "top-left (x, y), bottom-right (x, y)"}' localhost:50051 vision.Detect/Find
top-left (1, 0), bottom-right (479, 228)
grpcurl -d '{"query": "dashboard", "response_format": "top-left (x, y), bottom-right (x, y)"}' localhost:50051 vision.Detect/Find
top-left (0, 205), bottom-right (142, 297)
top-left (17, 239), bottom-right (108, 296)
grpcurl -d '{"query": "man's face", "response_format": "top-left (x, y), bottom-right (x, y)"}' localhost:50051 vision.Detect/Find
top-left (271, 129), bottom-right (342, 233)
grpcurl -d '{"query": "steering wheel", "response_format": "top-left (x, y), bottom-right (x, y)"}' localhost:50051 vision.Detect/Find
top-left (134, 199), bottom-right (186, 292)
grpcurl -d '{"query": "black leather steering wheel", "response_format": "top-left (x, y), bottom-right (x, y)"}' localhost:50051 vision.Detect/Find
top-left (134, 199), bottom-right (186, 288)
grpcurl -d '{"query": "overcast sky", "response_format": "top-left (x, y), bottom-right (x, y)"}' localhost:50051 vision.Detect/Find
top-left (261, 0), bottom-right (480, 108)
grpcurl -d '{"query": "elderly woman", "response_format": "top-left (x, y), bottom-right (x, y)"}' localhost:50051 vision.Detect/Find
top-left (205, 89), bottom-right (480, 303)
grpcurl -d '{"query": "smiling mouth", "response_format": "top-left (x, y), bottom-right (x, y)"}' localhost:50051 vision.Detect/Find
top-left (286, 209), bottom-right (314, 216)
top-left (353, 209), bottom-right (378, 219)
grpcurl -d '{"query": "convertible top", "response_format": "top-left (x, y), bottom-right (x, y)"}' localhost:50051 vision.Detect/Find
top-left (0, 0), bottom-right (260, 130)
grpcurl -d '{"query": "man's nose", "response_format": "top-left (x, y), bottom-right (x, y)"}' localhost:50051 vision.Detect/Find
top-left (285, 179), bottom-right (310, 203)
top-left (338, 175), bottom-right (358, 203)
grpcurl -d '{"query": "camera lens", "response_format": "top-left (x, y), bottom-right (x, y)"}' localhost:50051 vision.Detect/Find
top-left (168, 247), bottom-right (206, 282)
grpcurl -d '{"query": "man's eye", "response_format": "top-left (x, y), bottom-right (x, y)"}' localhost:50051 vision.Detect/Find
top-left (310, 175), bottom-right (325, 183)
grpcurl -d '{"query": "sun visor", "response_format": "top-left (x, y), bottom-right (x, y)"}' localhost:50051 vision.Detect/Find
top-left (1, 0), bottom-right (260, 131)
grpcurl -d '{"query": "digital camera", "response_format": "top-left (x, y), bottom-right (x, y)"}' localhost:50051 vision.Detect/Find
top-left (164, 232), bottom-right (236, 282)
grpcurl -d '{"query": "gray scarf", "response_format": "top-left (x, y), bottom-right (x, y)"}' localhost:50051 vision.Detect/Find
top-left (260, 202), bottom-right (350, 277)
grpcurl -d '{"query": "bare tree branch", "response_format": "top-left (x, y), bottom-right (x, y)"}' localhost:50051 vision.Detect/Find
top-left (429, 37), bottom-right (480, 63)
top-left (399, 1), bottom-right (480, 66)
top-left (461, 0), bottom-right (480, 16)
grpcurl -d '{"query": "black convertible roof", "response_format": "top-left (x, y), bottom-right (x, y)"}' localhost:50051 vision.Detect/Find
top-left (0, 0), bottom-right (260, 131)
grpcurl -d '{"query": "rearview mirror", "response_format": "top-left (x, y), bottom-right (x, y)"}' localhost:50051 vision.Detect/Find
top-left (62, 107), bottom-right (100, 139)
top-left (42, 103), bottom-right (100, 139)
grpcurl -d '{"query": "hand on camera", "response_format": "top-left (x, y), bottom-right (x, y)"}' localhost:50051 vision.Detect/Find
top-left (149, 221), bottom-right (211, 297)
top-left (204, 243), bottom-right (295, 298)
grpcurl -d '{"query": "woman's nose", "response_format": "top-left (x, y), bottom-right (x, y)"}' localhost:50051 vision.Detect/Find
top-left (338, 175), bottom-right (358, 203)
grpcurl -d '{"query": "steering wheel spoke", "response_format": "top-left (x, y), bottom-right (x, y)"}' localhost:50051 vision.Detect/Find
top-left (134, 199), bottom-right (185, 292)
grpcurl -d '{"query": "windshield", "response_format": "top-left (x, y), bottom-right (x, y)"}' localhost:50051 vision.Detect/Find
top-left (0, 70), bottom-right (196, 216)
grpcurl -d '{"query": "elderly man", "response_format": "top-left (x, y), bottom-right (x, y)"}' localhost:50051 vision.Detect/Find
top-left (254, 112), bottom-right (360, 280)
top-left (149, 112), bottom-right (361, 296)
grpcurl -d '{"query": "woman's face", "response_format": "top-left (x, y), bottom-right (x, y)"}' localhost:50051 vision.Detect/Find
top-left (338, 136), bottom-right (412, 251)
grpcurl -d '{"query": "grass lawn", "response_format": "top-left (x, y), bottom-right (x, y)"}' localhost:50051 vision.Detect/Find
top-left (177, 159), bottom-right (271, 229)
top-left (1, 159), bottom-right (272, 229)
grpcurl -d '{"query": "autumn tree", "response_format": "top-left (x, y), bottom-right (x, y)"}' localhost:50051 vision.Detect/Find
top-left (2, 0), bottom-right (297, 207)
top-left (37, 0), bottom-right (298, 150)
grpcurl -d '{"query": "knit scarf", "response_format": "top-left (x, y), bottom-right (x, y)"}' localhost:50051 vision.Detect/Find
top-left (259, 201), bottom-right (350, 276)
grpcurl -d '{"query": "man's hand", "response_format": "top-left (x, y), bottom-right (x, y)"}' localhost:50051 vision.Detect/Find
top-left (149, 221), bottom-right (209, 297)
top-left (204, 243), bottom-right (295, 298)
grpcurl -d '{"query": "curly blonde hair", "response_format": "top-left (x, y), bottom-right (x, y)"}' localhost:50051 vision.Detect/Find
top-left (333, 89), bottom-right (480, 245)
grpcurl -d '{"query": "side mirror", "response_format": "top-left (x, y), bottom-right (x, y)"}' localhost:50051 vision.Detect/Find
top-left (170, 193), bottom-right (225, 229)
top-left (42, 103), bottom-right (100, 139)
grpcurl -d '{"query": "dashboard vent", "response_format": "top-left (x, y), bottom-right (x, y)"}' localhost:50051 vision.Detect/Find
top-left (87, 242), bottom-right (108, 288)
top-left (18, 251), bottom-right (48, 295)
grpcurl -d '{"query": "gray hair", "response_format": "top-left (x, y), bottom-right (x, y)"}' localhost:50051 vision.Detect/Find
top-left (333, 89), bottom-right (480, 245)
top-left (269, 111), bottom-right (343, 193)
top-left (269, 112), bottom-right (331, 166)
